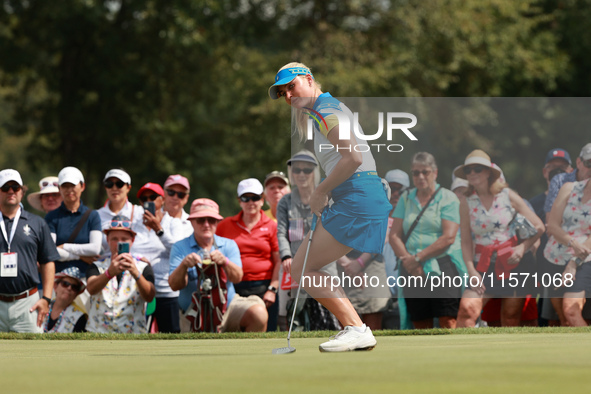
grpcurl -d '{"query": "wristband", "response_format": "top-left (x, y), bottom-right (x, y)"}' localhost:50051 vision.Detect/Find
top-left (134, 272), bottom-right (142, 281)
top-left (281, 256), bottom-right (292, 262)
top-left (41, 296), bottom-right (51, 304)
top-left (104, 268), bottom-right (113, 280)
top-left (567, 238), bottom-right (573, 248)
top-left (415, 254), bottom-right (421, 263)
top-left (223, 257), bottom-right (229, 266)
top-left (356, 257), bottom-right (365, 269)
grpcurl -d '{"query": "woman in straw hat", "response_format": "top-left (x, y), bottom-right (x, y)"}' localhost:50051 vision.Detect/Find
top-left (455, 150), bottom-right (544, 327)
top-left (269, 62), bottom-right (391, 351)
top-left (27, 176), bottom-right (62, 214)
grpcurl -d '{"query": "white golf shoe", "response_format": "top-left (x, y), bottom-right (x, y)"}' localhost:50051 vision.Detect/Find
top-left (319, 325), bottom-right (377, 352)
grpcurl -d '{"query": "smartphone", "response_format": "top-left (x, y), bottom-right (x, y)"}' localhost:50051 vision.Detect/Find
top-left (117, 242), bottom-right (130, 254)
top-left (143, 201), bottom-right (156, 216)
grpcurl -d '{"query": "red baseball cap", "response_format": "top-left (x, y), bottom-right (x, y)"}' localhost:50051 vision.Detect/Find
top-left (136, 182), bottom-right (164, 199)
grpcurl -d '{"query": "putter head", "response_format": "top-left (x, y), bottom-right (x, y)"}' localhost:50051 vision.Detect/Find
top-left (272, 346), bottom-right (296, 355)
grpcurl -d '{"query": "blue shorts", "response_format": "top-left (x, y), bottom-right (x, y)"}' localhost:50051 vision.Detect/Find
top-left (321, 172), bottom-right (392, 254)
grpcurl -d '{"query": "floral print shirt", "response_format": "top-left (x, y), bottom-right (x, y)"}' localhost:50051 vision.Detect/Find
top-left (544, 180), bottom-right (591, 266)
top-left (86, 257), bottom-right (149, 333)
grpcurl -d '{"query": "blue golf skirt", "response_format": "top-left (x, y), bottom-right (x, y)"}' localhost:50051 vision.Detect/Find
top-left (321, 171), bottom-right (392, 254)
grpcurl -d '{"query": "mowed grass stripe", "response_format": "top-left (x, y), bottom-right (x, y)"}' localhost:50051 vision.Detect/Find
top-left (1, 333), bottom-right (591, 393)
top-left (1, 326), bottom-right (590, 340)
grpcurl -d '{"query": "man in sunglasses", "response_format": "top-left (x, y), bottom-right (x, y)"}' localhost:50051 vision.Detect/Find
top-left (169, 198), bottom-right (267, 332)
top-left (135, 180), bottom-right (193, 333)
top-left (544, 143), bottom-right (591, 215)
top-left (86, 215), bottom-right (155, 333)
top-left (0, 169), bottom-right (60, 333)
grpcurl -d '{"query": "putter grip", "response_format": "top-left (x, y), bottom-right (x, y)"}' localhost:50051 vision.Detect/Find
top-left (311, 214), bottom-right (318, 231)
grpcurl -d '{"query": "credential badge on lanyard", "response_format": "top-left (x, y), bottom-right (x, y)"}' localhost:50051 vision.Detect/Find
top-left (0, 208), bottom-right (21, 278)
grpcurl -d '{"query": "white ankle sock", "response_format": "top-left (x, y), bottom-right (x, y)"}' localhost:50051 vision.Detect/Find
top-left (351, 324), bottom-right (366, 333)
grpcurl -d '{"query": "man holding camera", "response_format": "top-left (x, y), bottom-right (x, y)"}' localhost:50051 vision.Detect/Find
top-left (136, 179), bottom-right (194, 333)
top-left (86, 214), bottom-right (155, 333)
top-left (169, 198), bottom-right (267, 332)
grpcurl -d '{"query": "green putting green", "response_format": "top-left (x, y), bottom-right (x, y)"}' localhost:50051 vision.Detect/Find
top-left (1, 332), bottom-right (590, 393)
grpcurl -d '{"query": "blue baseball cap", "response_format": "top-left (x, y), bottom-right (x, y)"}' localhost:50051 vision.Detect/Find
top-left (544, 148), bottom-right (571, 166)
top-left (268, 66), bottom-right (313, 100)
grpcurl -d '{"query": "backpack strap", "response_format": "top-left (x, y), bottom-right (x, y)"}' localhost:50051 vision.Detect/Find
top-left (66, 209), bottom-right (93, 243)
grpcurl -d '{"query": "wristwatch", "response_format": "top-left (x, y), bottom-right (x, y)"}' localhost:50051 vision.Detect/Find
top-left (575, 257), bottom-right (584, 267)
top-left (156, 229), bottom-right (164, 237)
top-left (41, 296), bottom-right (51, 304)
top-left (267, 285), bottom-right (278, 294)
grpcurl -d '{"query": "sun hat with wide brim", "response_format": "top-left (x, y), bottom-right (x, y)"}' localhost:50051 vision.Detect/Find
top-left (27, 176), bottom-right (60, 212)
top-left (453, 149), bottom-right (501, 181)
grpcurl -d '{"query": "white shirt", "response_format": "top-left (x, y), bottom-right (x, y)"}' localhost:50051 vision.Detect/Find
top-left (151, 210), bottom-right (193, 298)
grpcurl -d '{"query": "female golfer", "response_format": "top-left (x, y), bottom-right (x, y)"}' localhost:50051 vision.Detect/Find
top-left (269, 62), bottom-right (392, 352)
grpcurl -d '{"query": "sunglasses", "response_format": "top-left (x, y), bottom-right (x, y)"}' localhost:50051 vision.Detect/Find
top-left (411, 170), bottom-right (432, 177)
top-left (104, 180), bottom-right (127, 189)
top-left (41, 181), bottom-right (58, 188)
top-left (0, 184), bottom-right (22, 193)
top-left (583, 158), bottom-right (591, 169)
top-left (165, 189), bottom-right (188, 199)
top-left (462, 165), bottom-right (486, 175)
top-left (195, 217), bottom-right (218, 225)
top-left (390, 185), bottom-right (406, 193)
top-left (59, 281), bottom-right (81, 293)
top-left (139, 194), bottom-right (160, 203)
top-left (292, 167), bottom-right (314, 175)
top-left (111, 219), bottom-right (132, 229)
top-left (239, 195), bottom-right (262, 203)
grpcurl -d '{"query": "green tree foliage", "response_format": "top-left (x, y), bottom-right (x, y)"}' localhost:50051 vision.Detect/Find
top-left (0, 0), bottom-right (588, 214)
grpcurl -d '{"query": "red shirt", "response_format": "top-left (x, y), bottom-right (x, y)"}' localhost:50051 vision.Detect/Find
top-left (216, 210), bottom-right (279, 282)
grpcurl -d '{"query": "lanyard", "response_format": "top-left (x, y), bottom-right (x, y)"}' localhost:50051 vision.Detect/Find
top-left (0, 207), bottom-right (22, 253)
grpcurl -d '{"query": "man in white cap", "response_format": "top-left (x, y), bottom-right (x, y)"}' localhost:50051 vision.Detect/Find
top-left (169, 198), bottom-right (267, 332)
top-left (0, 169), bottom-right (60, 332)
top-left (138, 176), bottom-right (194, 333)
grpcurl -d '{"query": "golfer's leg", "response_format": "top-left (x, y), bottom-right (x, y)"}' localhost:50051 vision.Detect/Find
top-left (291, 221), bottom-right (362, 327)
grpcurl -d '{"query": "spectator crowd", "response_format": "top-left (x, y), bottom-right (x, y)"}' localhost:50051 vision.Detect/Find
top-left (1, 142), bottom-right (591, 333)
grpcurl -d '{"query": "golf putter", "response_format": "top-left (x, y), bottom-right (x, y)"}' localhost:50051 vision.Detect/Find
top-left (272, 214), bottom-right (318, 354)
